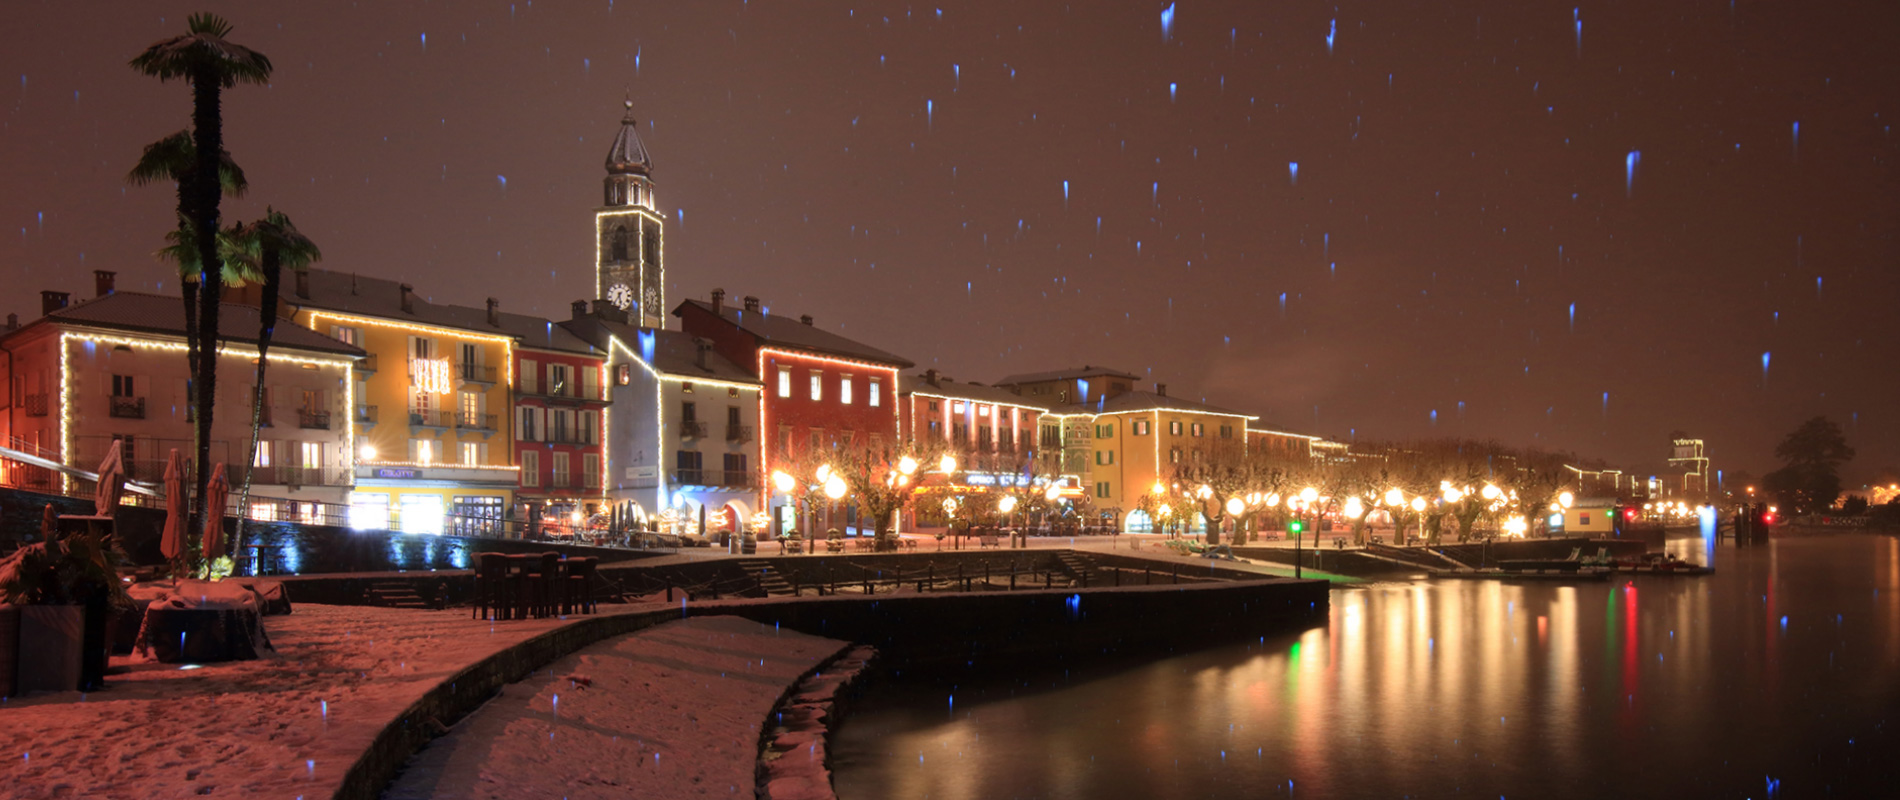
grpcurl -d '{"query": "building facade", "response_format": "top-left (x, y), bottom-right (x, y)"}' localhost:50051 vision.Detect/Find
top-left (498, 303), bottom-right (608, 530)
top-left (1, 277), bottom-right (361, 511)
top-left (280, 270), bottom-right (519, 535)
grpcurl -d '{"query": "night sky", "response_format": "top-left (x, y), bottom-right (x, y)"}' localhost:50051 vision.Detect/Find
top-left (3, 1), bottom-right (1896, 482)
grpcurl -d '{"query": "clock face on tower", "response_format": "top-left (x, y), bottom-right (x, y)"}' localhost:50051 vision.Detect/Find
top-left (643, 285), bottom-right (661, 319)
top-left (607, 282), bottom-right (634, 311)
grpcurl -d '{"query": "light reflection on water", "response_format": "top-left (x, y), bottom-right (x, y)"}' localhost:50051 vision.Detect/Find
top-left (833, 534), bottom-right (1900, 799)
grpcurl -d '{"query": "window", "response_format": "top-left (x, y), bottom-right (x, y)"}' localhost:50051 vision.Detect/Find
top-left (809, 428), bottom-right (823, 449)
top-left (998, 428), bottom-right (1014, 450)
top-left (460, 342), bottom-right (481, 369)
top-left (332, 326), bottom-right (360, 346)
top-left (253, 440), bottom-right (273, 468)
top-left (728, 386), bottom-right (739, 397)
top-left (549, 364), bottom-right (571, 397)
top-left (778, 425), bottom-right (792, 453)
top-left (777, 366), bottom-right (792, 397)
top-left (580, 410), bottom-right (599, 444)
top-left (460, 442), bottom-right (481, 466)
top-left (681, 401), bottom-right (698, 423)
top-left (349, 492), bottom-right (389, 531)
top-left (398, 494), bottom-right (445, 535)
top-left (842, 430), bottom-right (856, 446)
top-left (675, 450), bottom-right (703, 483)
top-left (616, 364), bottom-right (632, 385)
top-left (1096, 450), bottom-right (1115, 466)
top-left (1095, 482), bottom-right (1111, 499)
top-left (840, 374), bottom-right (854, 404)
top-left (410, 438), bottom-right (438, 464)
top-left (928, 420), bottom-right (940, 435)
top-left (979, 404), bottom-right (991, 417)
top-left (1133, 419), bottom-right (1150, 436)
top-left (1220, 425), bottom-right (1233, 439)
top-left (1042, 425), bottom-right (1061, 447)
top-left (516, 406), bottom-right (540, 441)
top-left (553, 452), bottom-right (571, 487)
top-left (451, 496), bottom-right (502, 537)
top-left (722, 453), bottom-right (747, 483)
top-left (954, 401), bottom-right (966, 414)
top-left (111, 374), bottom-right (135, 397)
top-left (869, 378), bottom-right (881, 406)
top-left (521, 451), bottom-right (540, 487)
top-left (1191, 423), bottom-right (1204, 437)
top-left (682, 381), bottom-right (695, 394)
top-left (550, 409), bottom-right (574, 443)
top-left (1170, 447), bottom-right (1182, 463)
top-left (1169, 421), bottom-right (1183, 435)
top-left (727, 406), bottom-right (741, 426)
top-left (521, 359), bottom-right (539, 394)
top-left (300, 441), bottom-right (324, 469)
top-left (583, 453), bottom-right (600, 490)
top-left (977, 426), bottom-right (992, 450)
top-left (809, 370), bottom-right (823, 401)
top-left (1096, 423), bottom-right (1116, 438)
top-left (928, 399), bottom-right (940, 412)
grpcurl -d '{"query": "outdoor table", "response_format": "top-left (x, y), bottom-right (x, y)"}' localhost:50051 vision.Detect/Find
top-left (141, 604), bottom-right (268, 663)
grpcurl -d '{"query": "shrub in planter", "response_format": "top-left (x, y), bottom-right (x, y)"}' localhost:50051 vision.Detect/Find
top-left (0, 527), bottom-right (132, 693)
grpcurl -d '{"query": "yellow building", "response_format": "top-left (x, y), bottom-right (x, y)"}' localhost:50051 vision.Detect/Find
top-left (995, 368), bottom-right (1255, 531)
top-left (278, 270), bottom-right (519, 535)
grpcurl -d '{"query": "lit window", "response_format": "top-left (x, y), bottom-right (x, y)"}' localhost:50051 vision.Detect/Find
top-left (869, 378), bottom-right (881, 407)
top-left (777, 367), bottom-right (791, 398)
top-left (978, 405), bottom-right (990, 417)
top-left (810, 370), bottom-right (823, 401)
top-left (840, 374), bottom-right (854, 404)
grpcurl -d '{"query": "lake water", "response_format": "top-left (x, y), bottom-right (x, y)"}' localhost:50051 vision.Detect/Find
top-left (833, 533), bottom-right (1900, 799)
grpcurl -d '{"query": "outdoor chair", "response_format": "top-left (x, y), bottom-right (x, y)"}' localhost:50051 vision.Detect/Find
top-left (474, 552), bottom-right (512, 620)
top-left (563, 557), bottom-right (597, 614)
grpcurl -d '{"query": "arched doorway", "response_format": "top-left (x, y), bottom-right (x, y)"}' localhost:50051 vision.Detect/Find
top-left (1124, 509), bottom-right (1154, 534)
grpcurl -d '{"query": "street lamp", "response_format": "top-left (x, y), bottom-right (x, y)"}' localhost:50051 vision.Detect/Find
top-left (940, 454), bottom-right (957, 474)
top-left (1409, 496), bottom-right (1427, 545)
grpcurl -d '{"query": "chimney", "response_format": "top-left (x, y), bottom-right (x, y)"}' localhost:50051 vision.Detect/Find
top-left (1156, 383), bottom-right (1167, 397)
top-left (295, 270), bottom-right (311, 299)
top-left (799, 314), bottom-right (814, 326)
top-left (5, 313), bottom-right (17, 331)
top-left (93, 270), bottom-right (115, 298)
top-left (924, 368), bottom-right (939, 386)
top-left (743, 295), bottom-right (760, 313)
top-left (571, 300), bottom-right (589, 320)
top-left (40, 291), bottom-right (70, 316)
top-left (399, 283), bottom-right (415, 314)
top-left (486, 297), bottom-right (499, 326)
top-left (711, 288), bottom-right (726, 316)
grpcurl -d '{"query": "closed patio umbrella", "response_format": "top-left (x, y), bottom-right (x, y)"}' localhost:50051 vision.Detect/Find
top-left (161, 449), bottom-right (187, 561)
top-left (202, 463), bottom-right (230, 562)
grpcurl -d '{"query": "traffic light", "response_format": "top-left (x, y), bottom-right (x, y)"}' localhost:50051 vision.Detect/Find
top-left (1288, 520), bottom-right (1304, 535)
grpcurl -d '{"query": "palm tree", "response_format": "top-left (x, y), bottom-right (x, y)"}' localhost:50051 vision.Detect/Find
top-left (128, 129), bottom-right (248, 425)
top-left (228, 209), bottom-right (321, 557)
top-left (131, 12), bottom-right (271, 572)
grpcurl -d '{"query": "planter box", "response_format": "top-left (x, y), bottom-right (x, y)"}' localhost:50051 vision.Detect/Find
top-left (0, 605), bottom-right (17, 697)
top-left (16, 605), bottom-right (83, 694)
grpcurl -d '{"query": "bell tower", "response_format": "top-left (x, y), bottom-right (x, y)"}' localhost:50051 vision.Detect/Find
top-left (596, 99), bottom-right (664, 327)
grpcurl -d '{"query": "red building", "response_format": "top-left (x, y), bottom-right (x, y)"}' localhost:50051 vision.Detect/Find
top-left (898, 369), bottom-right (1052, 464)
top-left (674, 289), bottom-right (913, 493)
top-left (496, 301), bottom-right (609, 526)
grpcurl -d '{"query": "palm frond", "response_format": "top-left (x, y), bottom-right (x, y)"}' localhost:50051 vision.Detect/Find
top-left (129, 13), bottom-right (273, 86)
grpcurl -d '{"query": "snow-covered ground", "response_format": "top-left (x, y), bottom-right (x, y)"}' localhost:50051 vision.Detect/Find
top-left (1, 602), bottom-right (657, 800)
top-left (384, 615), bottom-right (846, 800)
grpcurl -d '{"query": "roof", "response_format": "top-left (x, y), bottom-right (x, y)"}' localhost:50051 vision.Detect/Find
top-left (286, 268), bottom-right (514, 335)
top-left (605, 102), bottom-right (653, 176)
top-left (563, 315), bottom-right (759, 385)
top-left (1051, 390), bottom-right (1255, 419)
top-left (899, 373), bottom-right (1050, 410)
top-left (993, 365), bottom-right (1140, 387)
top-left (674, 298), bottom-right (914, 368)
top-left (1247, 424), bottom-right (1321, 441)
top-left (482, 307), bottom-right (600, 357)
top-left (20, 291), bottom-right (363, 358)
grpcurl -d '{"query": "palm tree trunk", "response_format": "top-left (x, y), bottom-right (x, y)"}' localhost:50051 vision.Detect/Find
top-left (233, 251), bottom-right (281, 568)
top-left (186, 69), bottom-right (224, 575)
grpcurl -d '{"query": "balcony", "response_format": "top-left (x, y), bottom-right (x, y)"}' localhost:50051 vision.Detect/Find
top-left (544, 429), bottom-right (595, 446)
top-left (456, 411), bottom-right (498, 432)
top-left (408, 409), bottom-right (452, 430)
top-left (670, 469), bottom-right (753, 488)
top-left (551, 473), bottom-right (576, 489)
top-left (678, 420), bottom-right (709, 440)
top-left (23, 393), bottom-right (49, 417)
top-left (298, 409), bottom-right (332, 430)
top-left (726, 424), bottom-right (754, 443)
top-left (354, 405), bottom-right (378, 427)
top-left (247, 465), bottom-right (350, 487)
top-left (457, 362), bottom-right (498, 386)
top-left (517, 384), bottom-right (609, 405)
top-left (353, 353), bottom-right (378, 374)
top-left (109, 396), bottom-right (147, 420)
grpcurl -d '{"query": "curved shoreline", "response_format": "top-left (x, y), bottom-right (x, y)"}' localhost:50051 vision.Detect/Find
top-left (755, 644), bottom-right (877, 800)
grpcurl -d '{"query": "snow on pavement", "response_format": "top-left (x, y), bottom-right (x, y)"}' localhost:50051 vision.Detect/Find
top-left (384, 616), bottom-right (847, 800)
top-left (1, 602), bottom-right (646, 800)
